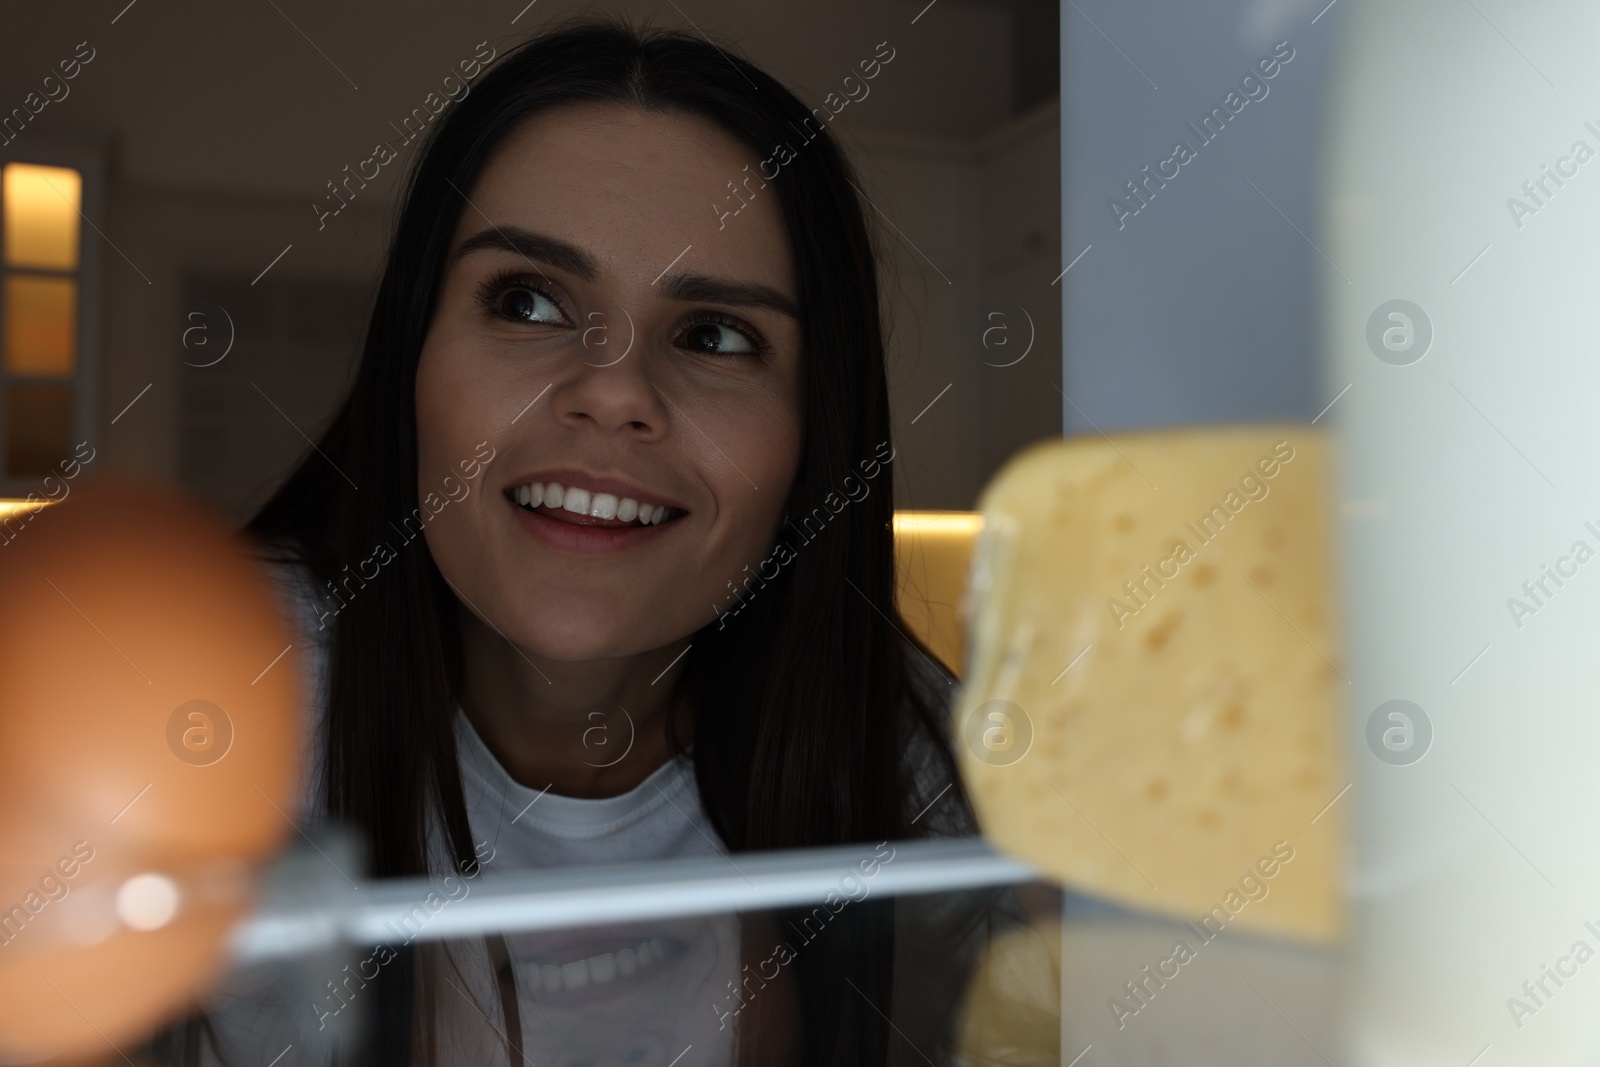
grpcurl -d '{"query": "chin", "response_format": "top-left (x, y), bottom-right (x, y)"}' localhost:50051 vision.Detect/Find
top-left (511, 611), bottom-right (691, 664)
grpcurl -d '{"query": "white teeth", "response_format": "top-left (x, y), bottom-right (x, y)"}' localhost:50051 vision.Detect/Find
top-left (616, 947), bottom-right (637, 975)
top-left (562, 486), bottom-right (591, 515)
top-left (541, 964), bottom-right (561, 993)
top-left (513, 481), bottom-right (670, 525)
top-left (561, 959), bottom-right (588, 991)
top-left (589, 953), bottom-right (616, 983)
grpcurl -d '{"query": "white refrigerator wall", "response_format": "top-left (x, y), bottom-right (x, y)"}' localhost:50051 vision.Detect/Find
top-left (1060, 0), bottom-right (1337, 434)
top-left (1329, 1), bottom-right (1600, 1063)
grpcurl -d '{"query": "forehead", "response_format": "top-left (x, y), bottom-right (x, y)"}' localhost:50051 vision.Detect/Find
top-left (459, 102), bottom-right (794, 294)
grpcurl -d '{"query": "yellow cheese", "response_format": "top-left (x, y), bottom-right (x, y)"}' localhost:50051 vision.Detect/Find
top-left (956, 919), bottom-right (1061, 1066)
top-left (955, 427), bottom-right (1343, 942)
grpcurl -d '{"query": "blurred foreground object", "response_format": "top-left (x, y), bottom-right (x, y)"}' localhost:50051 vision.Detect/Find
top-left (894, 510), bottom-right (982, 677)
top-left (0, 484), bottom-right (301, 1064)
top-left (957, 917), bottom-right (1061, 1066)
top-left (1328, 2), bottom-right (1600, 1061)
top-left (955, 428), bottom-right (1343, 941)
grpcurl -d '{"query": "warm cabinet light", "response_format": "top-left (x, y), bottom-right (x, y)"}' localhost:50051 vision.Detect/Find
top-left (0, 499), bottom-right (51, 521)
top-left (893, 510), bottom-right (983, 677)
top-left (893, 511), bottom-right (985, 537)
top-left (3, 164), bottom-right (81, 271)
top-left (4, 274), bottom-right (76, 375)
top-left (3, 162), bottom-right (84, 480)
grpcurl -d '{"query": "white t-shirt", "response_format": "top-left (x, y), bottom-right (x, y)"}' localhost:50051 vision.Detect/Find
top-left (198, 559), bottom-right (966, 1066)
top-left (271, 557), bottom-right (730, 869)
top-left (198, 563), bottom-right (742, 1066)
top-left (454, 704), bottom-right (724, 870)
top-left (456, 706), bottom-right (741, 1064)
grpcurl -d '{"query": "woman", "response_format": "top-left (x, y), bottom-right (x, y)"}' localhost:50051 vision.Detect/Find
top-left (174, 17), bottom-right (991, 1067)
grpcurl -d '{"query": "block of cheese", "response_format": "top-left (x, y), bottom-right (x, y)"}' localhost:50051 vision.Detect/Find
top-left (955, 427), bottom-right (1343, 942)
top-left (956, 919), bottom-right (1061, 1066)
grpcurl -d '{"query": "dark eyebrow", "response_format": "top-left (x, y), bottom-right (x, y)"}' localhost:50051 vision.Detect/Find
top-left (450, 225), bottom-right (798, 319)
top-left (450, 225), bottom-right (598, 282)
top-left (660, 273), bottom-right (800, 319)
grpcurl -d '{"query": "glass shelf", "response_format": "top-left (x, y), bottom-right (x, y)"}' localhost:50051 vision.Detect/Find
top-left (149, 837), bottom-right (1054, 1067)
top-left (141, 836), bottom-right (1341, 1066)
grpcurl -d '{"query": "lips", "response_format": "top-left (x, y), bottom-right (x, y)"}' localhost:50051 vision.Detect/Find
top-left (509, 481), bottom-right (673, 528)
top-left (504, 470), bottom-right (685, 555)
top-left (505, 470), bottom-right (684, 528)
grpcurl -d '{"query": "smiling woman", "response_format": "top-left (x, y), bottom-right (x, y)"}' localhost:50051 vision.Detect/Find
top-left (184, 17), bottom-right (980, 1067)
top-left (416, 102), bottom-right (806, 677)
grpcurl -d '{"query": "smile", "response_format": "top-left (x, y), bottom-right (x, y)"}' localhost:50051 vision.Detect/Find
top-left (507, 479), bottom-right (679, 528)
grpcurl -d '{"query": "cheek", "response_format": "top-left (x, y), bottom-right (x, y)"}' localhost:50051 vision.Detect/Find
top-left (746, 404), bottom-right (803, 486)
top-left (415, 337), bottom-right (519, 481)
top-left (412, 338), bottom-right (512, 581)
top-left (707, 390), bottom-right (802, 526)
top-left (415, 343), bottom-right (475, 467)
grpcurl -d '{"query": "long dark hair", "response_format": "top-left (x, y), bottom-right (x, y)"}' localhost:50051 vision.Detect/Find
top-left (249, 17), bottom-right (968, 1065)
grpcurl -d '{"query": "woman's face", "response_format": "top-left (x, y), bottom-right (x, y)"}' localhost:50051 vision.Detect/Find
top-left (415, 103), bottom-right (803, 662)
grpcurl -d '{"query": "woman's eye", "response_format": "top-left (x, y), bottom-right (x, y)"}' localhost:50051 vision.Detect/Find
top-left (496, 285), bottom-right (564, 325)
top-left (679, 320), bottom-right (761, 355)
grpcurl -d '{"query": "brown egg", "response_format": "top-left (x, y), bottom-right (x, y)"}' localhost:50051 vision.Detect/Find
top-left (0, 484), bottom-right (301, 1064)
